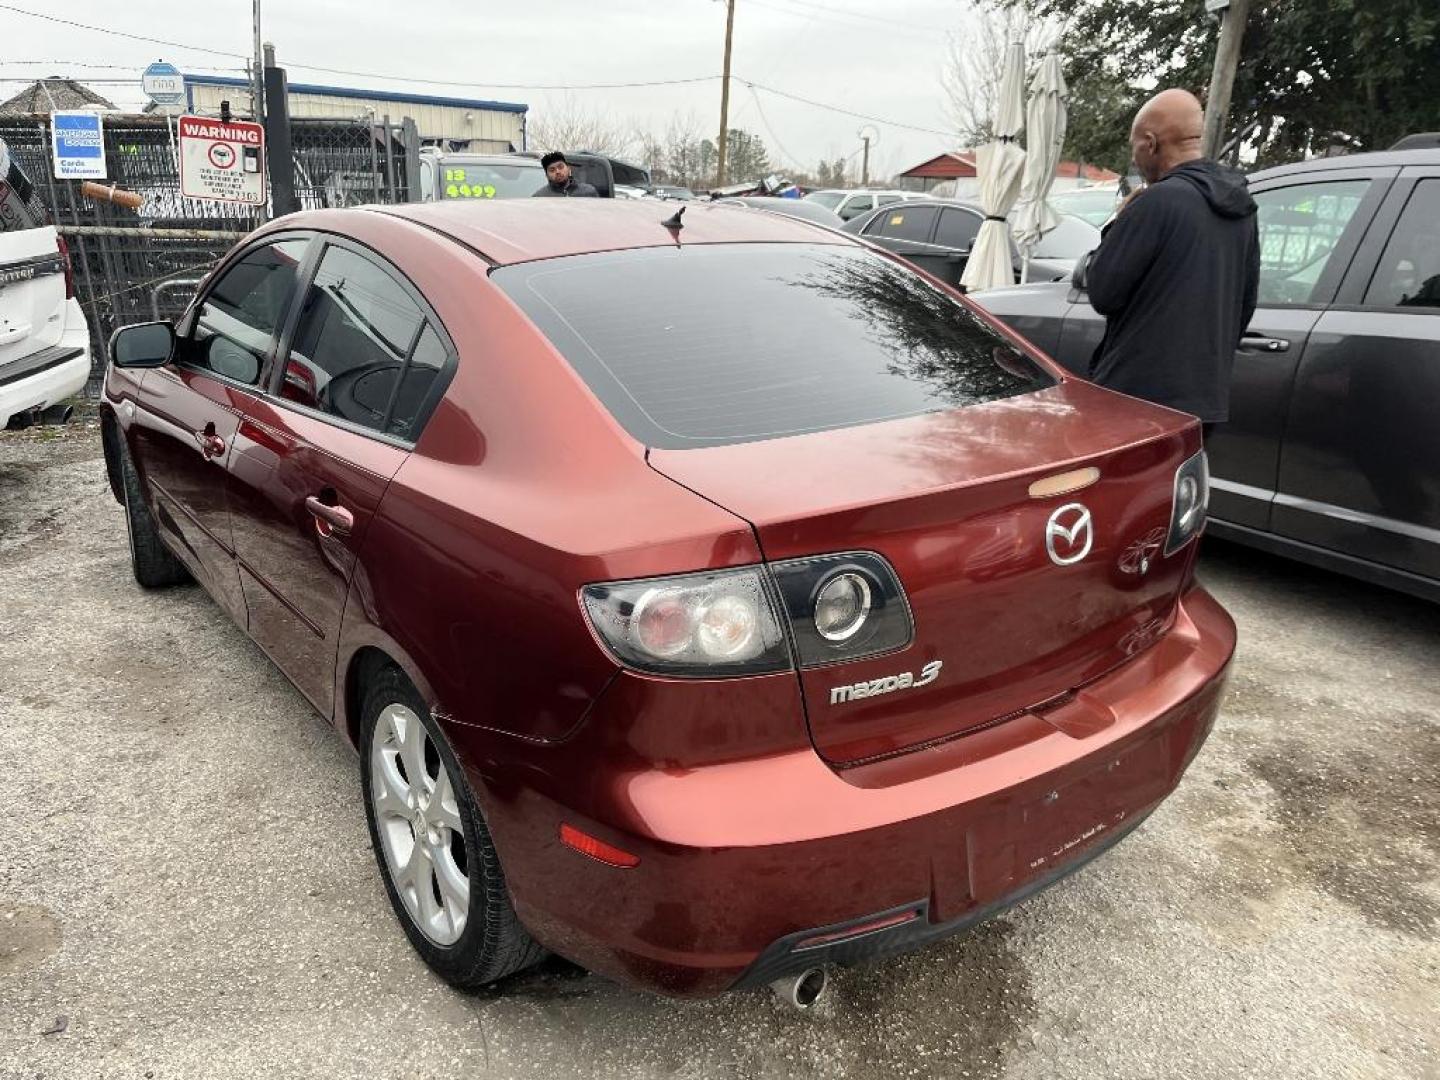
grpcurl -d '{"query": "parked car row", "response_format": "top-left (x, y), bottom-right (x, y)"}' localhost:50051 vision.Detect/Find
top-left (977, 144), bottom-right (1440, 603)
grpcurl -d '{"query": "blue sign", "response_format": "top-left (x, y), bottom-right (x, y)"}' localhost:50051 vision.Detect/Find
top-left (50, 111), bottom-right (106, 179)
top-left (142, 61), bottom-right (186, 108)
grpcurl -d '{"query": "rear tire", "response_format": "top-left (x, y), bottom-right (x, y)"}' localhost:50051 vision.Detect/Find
top-left (360, 665), bottom-right (546, 988)
top-left (118, 441), bottom-right (191, 589)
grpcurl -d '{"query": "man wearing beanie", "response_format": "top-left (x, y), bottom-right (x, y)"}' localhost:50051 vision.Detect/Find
top-left (533, 151), bottom-right (600, 197)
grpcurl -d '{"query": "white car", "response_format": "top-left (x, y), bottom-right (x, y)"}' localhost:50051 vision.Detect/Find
top-left (803, 189), bottom-right (924, 222)
top-left (1, 224), bottom-right (90, 429)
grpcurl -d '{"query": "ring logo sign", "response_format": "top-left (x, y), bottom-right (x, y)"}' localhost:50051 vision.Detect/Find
top-left (830, 660), bottom-right (942, 705)
top-left (179, 115), bottom-right (266, 206)
top-left (1045, 502), bottom-right (1094, 566)
top-left (50, 111), bottom-right (107, 180)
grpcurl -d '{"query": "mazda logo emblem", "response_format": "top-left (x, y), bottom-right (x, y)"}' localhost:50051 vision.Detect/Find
top-left (1045, 503), bottom-right (1094, 566)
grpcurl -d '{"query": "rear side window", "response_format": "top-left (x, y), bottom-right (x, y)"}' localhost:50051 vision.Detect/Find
top-left (280, 244), bottom-right (449, 439)
top-left (935, 208), bottom-right (982, 250)
top-left (495, 243), bottom-right (1054, 448)
top-left (873, 206), bottom-right (940, 243)
top-left (1364, 179), bottom-right (1440, 309)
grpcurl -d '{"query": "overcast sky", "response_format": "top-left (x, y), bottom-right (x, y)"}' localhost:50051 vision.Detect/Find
top-left (2, 0), bottom-right (969, 178)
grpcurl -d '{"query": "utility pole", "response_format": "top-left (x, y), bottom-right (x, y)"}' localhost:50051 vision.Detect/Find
top-left (252, 0), bottom-right (265, 125)
top-left (716, 0), bottom-right (735, 187)
top-left (861, 135), bottom-right (870, 186)
top-left (1201, 0), bottom-right (1251, 159)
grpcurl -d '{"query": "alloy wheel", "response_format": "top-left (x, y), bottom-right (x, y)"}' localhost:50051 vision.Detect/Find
top-left (369, 703), bottom-right (470, 946)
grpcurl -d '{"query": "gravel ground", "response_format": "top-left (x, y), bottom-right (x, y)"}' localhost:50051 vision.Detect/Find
top-left (2, 423), bottom-right (1436, 1080)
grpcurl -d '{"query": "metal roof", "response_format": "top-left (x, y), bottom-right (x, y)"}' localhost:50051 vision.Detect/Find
top-left (1250, 146), bottom-right (1440, 181)
top-left (182, 74), bottom-right (527, 114)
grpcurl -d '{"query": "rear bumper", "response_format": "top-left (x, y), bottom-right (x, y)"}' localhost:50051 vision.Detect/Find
top-left (0, 299), bottom-right (90, 427)
top-left (492, 584), bottom-right (1235, 998)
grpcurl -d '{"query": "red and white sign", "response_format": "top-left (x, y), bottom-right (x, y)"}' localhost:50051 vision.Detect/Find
top-left (178, 115), bottom-right (265, 205)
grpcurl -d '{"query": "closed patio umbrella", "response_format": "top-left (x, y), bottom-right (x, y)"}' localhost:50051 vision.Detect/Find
top-left (1014, 51), bottom-right (1069, 282)
top-left (959, 38), bottom-right (1027, 293)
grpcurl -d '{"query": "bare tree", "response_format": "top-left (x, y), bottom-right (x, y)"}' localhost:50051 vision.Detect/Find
top-left (943, 2), bottom-right (1062, 146)
top-left (529, 94), bottom-right (637, 160)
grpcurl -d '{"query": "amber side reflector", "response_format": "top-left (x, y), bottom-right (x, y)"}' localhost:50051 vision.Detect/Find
top-left (793, 908), bottom-right (921, 951)
top-left (559, 823), bottom-right (640, 868)
top-left (1029, 467), bottom-right (1101, 499)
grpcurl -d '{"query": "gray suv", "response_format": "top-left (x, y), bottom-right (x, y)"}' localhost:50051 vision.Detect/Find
top-left (976, 146), bottom-right (1440, 603)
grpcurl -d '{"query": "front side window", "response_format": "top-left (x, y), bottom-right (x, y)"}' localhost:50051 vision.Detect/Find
top-left (1253, 179), bottom-right (1371, 305)
top-left (1364, 180), bottom-right (1440, 310)
top-left (280, 244), bottom-right (444, 437)
top-left (187, 238), bottom-right (309, 385)
top-left (805, 191), bottom-right (843, 210)
top-left (873, 206), bottom-right (940, 243)
top-left (496, 243), bottom-right (1055, 449)
top-left (838, 195), bottom-right (874, 221)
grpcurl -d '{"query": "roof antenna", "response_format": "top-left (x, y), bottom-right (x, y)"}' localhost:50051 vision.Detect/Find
top-left (662, 205), bottom-right (685, 231)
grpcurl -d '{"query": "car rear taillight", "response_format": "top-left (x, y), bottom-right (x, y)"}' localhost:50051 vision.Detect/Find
top-left (1165, 449), bottom-right (1210, 554)
top-left (55, 234), bottom-right (75, 300)
top-left (582, 567), bottom-right (791, 677)
top-left (769, 552), bottom-right (913, 667)
top-left (582, 553), bottom-right (915, 678)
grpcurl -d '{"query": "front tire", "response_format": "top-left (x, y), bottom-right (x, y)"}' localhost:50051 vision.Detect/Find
top-left (360, 665), bottom-right (546, 988)
top-left (118, 440), bottom-right (191, 588)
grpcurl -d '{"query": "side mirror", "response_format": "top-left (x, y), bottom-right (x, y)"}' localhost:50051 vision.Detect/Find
top-left (1071, 251), bottom-right (1092, 292)
top-left (110, 321), bottom-right (175, 368)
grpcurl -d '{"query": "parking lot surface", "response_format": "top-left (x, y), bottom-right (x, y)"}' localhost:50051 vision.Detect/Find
top-left (2, 424), bottom-right (1437, 1080)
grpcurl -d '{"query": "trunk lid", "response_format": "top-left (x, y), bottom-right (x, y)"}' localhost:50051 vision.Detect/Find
top-left (649, 381), bottom-right (1199, 765)
top-left (0, 225), bottom-right (66, 372)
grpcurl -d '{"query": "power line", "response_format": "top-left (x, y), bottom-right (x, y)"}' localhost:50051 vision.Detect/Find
top-left (284, 68), bottom-right (722, 91)
top-left (744, 78), bottom-right (953, 138)
top-left (0, 4), bottom-right (249, 59)
top-left (744, 0), bottom-right (948, 39)
top-left (746, 84), bottom-right (807, 173)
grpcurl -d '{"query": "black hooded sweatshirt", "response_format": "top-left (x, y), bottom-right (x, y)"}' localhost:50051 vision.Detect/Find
top-left (1086, 159), bottom-right (1260, 422)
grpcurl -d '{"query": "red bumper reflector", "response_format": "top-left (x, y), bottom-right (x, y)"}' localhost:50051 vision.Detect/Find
top-left (794, 908), bottom-right (921, 950)
top-left (559, 823), bottom-right (640, 868)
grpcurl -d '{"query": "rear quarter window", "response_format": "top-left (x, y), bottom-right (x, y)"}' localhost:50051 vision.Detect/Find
top-left (495, 243), bottom-right (1055, 448)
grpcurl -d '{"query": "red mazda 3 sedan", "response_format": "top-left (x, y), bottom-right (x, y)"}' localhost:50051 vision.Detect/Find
top-left (100, 200), bottom-right (1234, 1000)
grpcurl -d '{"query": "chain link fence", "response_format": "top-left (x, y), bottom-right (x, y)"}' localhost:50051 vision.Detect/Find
top-left (0, 112), bottom-right (418, 394)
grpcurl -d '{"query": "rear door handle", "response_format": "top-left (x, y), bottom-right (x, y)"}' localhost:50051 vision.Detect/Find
top-left (305, 495), bottom-right (354, 537)
top-left (193, 430), bottom-right (227, 458)
top-left (1238, 334), bottom-right (1291, 353)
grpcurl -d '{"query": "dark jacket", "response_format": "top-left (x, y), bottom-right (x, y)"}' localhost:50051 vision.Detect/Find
top-left (1086, 159), bottom-right (1260, 422)
top-left (532, 178), bottom-right (600, 198)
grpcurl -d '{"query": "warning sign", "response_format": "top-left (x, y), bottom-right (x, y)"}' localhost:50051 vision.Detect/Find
top-left (178, 115), bottom-right (265, 205)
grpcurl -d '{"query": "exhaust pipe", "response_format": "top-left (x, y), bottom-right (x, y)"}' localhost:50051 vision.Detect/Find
top-left (771, 967), bottom-right (828, 1009)
top-left (41, 403), bottom-right (73, 426)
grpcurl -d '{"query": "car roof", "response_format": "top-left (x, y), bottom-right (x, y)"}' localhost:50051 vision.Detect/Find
top-left (1250, 146), bottom-right (1440, 182)
top-left (372, 198), bottom-right (852, 265)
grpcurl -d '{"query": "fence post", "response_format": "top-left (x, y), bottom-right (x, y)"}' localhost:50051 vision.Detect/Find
top-left (382, 114), bottom-right (398, 201)
top-left (263, 45), bottom-right (300, 218)
top-left (402, 118), bottom-right (421, 203)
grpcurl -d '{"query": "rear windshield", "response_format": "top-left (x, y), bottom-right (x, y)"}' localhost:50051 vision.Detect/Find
top-left (494, 243), bottom-right (1055, 449)
top-left (439, 161), bottom-right (544, 200)
top-left (1032, 214), bottom-right (1102, 260)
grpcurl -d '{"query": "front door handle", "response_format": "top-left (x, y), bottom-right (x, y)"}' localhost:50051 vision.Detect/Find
top-left (305, 495), bottom-right (353, 537)
top-left (193, 430), bottom-right (227, 458)
top-left (1238, 334), bottom-right (1291, 353)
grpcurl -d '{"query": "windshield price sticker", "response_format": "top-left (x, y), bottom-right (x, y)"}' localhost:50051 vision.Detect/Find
top-left (444, 168), bottom-right (498, 199)
top-left (178, 115), bottom-right (265, 205)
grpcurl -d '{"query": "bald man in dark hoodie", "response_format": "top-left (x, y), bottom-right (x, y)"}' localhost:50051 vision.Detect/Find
top-left (1085, 89), bottom-right (1260, 435)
